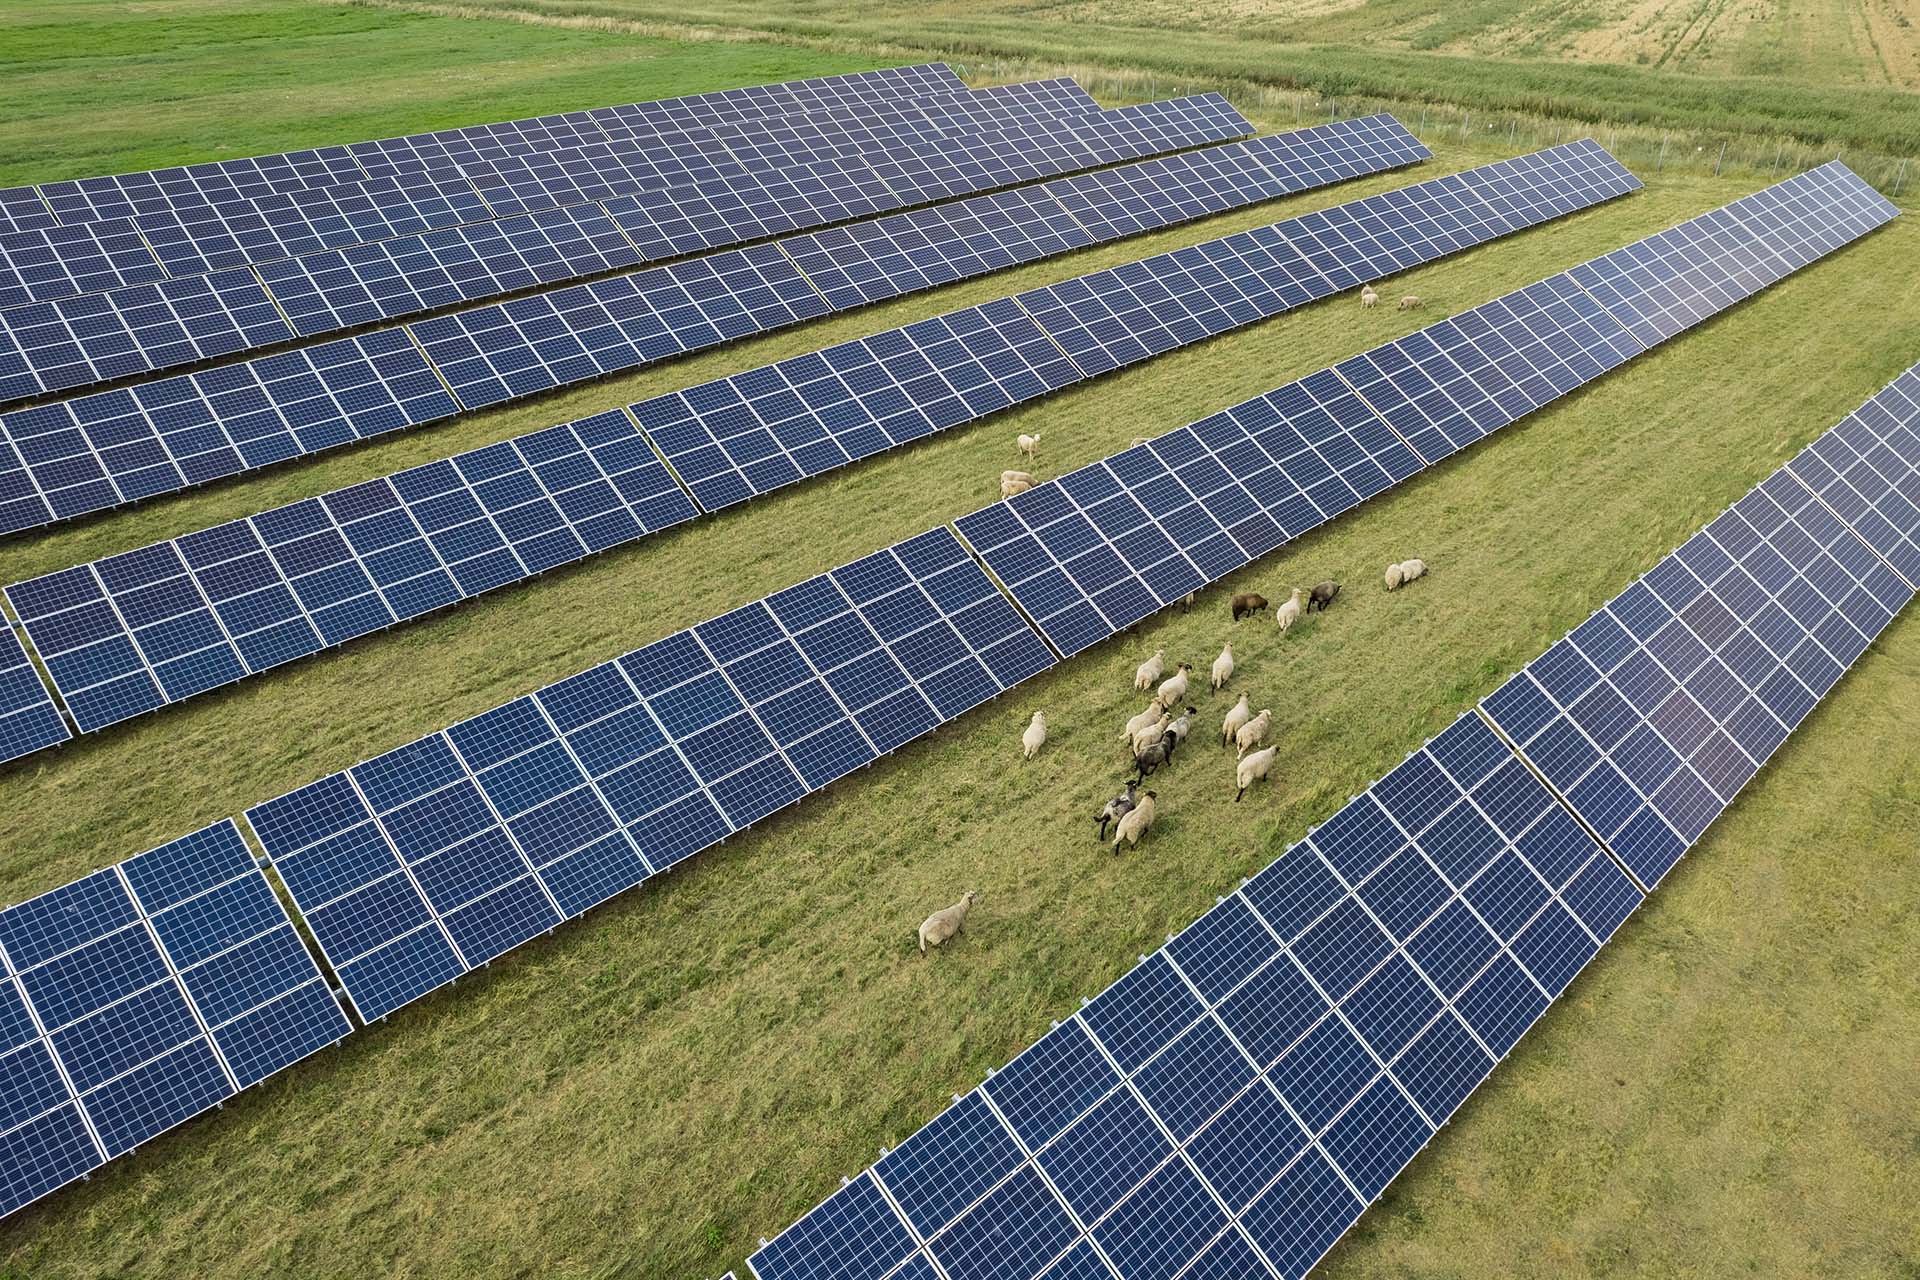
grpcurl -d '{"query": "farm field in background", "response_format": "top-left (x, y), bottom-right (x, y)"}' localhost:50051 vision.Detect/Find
top-left (0, 3), bottom-right (1917, 1278)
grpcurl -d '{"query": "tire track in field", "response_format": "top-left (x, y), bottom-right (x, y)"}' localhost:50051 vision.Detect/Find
top-left (1654, 0), bottom-right (1730, 69)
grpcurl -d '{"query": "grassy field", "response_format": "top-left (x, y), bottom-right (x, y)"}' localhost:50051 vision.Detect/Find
top-left (3, 4), bottom-right (1920, 1279)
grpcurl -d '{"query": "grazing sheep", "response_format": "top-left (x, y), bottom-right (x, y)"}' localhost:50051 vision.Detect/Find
top-left (1307, 580), bottom-right (1341, 613)
top-left (1096, 781), bottom-right (1138, 841)
top-left (1001, 469), bottom-right (1033, 486)
top-left (1221, 693), bottom-right (1252, 750)
top-left (1131, 712), bottom-right (1172, 758)
top-left (918, 891), bottom-right (978, 953)
top-left (1156, 662), bottom-right (1193, 707)
top-left (1021, 711), bottom-right (1047, 760)
top-left (1133, 648), bottom-right (1166, 692)
top-left (1360, 283), bottom-right (1380, 309)
top-left (1211, 644), bottom-right (1233, 691)
top-left (1131, 437), bottom-right (1152, 447)
top-left (1165, 706), bottom-right (1199, 747)
top-left (1180, 591), bottom-right (1197, 613)
top-left (1398, 295), bottom-right (1423, 310)
top-left (1000, 475), bottom-right (1033, 499)
top-left (1276, 588), bottom-right (1303, 633)
top-left (1017, 432), bottom-right (1042, 460)
top-left (1385, 558), bottom-right (1428, 591)
top-left (1112, 792), bottom-right (1157, 851)
top-left (1231, 591), bottom-right (1269, 622)
top-left (1134, 733), bottom-right (1178, 776)
top-left (1122, 697), bottom-right (1168, 743)
top-left (1235, 745), bottom-right (1278, 802)
top-left (1235, 708), bottom-right (1273, 758)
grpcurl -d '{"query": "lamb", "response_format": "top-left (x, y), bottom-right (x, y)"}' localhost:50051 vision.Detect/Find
top-left (1230, 591), bottom-right (1268, 622)
top-left (1112, 791), bottom-right (1157, 851)
top-left (1307, 580), bottom-right (1341, 613)
top-left (1235, 708), bottom-right (1273, 758)
top-left (1384, 558), bottom-right (1428, 591)
top-left (1021, 711), bottom-right (1047, 760)
top-left (1210, 643), bottom-right (1233, 691)
top-left (1156, 662), bottom-right (1193, 706)
top-left (1122, 697), bottom-right (1168, 744)
top-left (1360, 283), bottom-right (1379, 309)
top-left (1133, 648), bottom-right (1166, 692)
top-left (1398, 295), bottom-right (1423, 310)
top-left (1221, 693), bottom-right (1252, 750)
top-left (1017, 432), bottom-right (1041, 460)
top-left (1276, 588), bottom-right (1303, 633)
top-left (1131, 712), bottom-right (1172, 758)
top-left (1096, 781), bottom-right (1138, 841)
top-left (1134, 734), bottom-right (1177, 776)
top-left (917, 890), bottom-right (978, 953)
top-left (1235, 745), bottom-right (1278, 802)
top-left (1001, 469), bottom-right (1033, 486)
top-left (1000, 475), bottom-right (1033, 498)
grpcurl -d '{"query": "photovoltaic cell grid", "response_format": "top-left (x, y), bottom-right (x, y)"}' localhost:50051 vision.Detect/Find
top-left (3, 409), bottom-right (698, 734)
top-left (748, 712), bottom-right (1646, 1280)
top-left (0, 88), bottom-right (1214, 406)
top-left (0, 220), bottom-right (167, 309)
top-left (1481, 408), bottom-right (1919, 889)
top-left (0, 624), bottom-right (69, 762)
top-left (0, 820), bottom-right (348, 1217)
top-left (0, 119), bottom-right (1426, 746)
top-left (962, 163), bottom-right (1896, 656)
top-left (245, 525), bottom-right (1050, 1023)
top-left (1783, 363), bottom-right (1920, 588)
top-left (634, 134), bottom-right (1599, 516)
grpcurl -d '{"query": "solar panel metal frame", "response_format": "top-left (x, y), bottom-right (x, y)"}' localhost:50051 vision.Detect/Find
top-left (0, 623), bottom-right (70, 765)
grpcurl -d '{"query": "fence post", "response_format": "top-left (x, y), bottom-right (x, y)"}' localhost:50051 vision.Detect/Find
top-left (1895, 158), bottom-right (1909, 197)
top-left (1771, 141), bottom-right (1782, 177)
top-left (1419, 105), bottom-right (1427, 134)
top-left (1657, 132), bottom-right (1668, 172)
top-left (1462, 111), bottom-right (1470, 140)
top-left (1508, 119), bottom-right (1515, 146)
top-left (1715, 142), bottom-right (1725, 176)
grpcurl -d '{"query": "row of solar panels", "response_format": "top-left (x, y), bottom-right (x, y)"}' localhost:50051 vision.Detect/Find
top-left (4, 131), bottom-right (1640, 753)
top-left (744, 357), bottom-right (1920, 1280)
top-left (0, 99), bottom-right (1268, 534)
top-left (0, 63), bottom-right (972, 234)
top-left (0, 160), bottom-right (1893, 1224)
top-left (0, 90), bottom-right (1253, 405)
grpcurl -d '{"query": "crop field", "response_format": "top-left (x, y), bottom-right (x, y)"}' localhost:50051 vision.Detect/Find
top-left (1, 3), bottom-right (1918, 1279)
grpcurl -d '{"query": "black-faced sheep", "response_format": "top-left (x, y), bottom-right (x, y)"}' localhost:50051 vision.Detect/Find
top-left (1121, 697), bottom-right (1167, 744)
top-left (1307, 580), bottom-right (1341, 613)
top-left (1134, 734), bottom-right (1177, 776)
top-left (918, 891), bottom-right (978, 953)
top-left (1165, 706), bottom-right (1198, 747)
top-left (1231, 591), bottom-right (1268, 621)
top-left (1096, 781), bottom-right (1138, 841)
top-left (1156, 662), bottom-right (1193, 706)
top-left (1112, 792), bottom-right (1156, 850)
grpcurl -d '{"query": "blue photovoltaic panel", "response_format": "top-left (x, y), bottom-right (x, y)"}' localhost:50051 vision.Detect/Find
top-left (647, 139), bottom-right (1636, 515)
top-left (0, 220), bottom-right (166, 309)
top-left (1483, 425), bottom-right (1916, 888)
top-left (36, 148), bottom-right (368, 227)
top-left (0, 328), bottom-right (459, 536)
top-left (0, 270), bottom-right (293, 404)
top-left (1782, 361), bottom-right (1920, 589)
top-left (246, 524), bottom-right (1048, 1021)
top-left (5, 409), bottom-right (694, 731)
top-left (0, 820), bottom-right (346, 1218)
top-left (752, 713), bottom-right (1640, 1280)
top-left (0, 188), bottom-right (57, 237)
top-left (0, 625), bottom-right (69, 765)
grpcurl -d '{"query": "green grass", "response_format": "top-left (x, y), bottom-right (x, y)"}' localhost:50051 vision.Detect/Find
top-left (2, 4), bottom-right (1920, 1278)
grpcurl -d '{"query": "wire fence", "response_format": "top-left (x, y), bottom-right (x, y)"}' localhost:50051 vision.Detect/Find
top-left (950, 57), bottom-right (1914, 199)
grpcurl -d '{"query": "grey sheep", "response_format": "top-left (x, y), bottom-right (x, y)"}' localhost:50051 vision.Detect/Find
top-left (1307, 580), bottom-right (1341, 612)
top-left (1134, 733), bottom-right (1178, 776)
top-left (1096, 780), bottom-right (1138, 841)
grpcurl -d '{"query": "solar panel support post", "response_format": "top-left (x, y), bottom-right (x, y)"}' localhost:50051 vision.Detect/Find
top-left (1658, 132), bottom-right (1669, 172)
top-left (1895, 158), bottom-right (1909, 197)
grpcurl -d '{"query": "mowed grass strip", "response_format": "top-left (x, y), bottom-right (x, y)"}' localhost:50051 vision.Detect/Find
top-left (1, 29), bottom-right (1917, 1280)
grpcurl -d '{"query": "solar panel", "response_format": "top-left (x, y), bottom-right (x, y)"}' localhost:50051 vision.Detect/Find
top-left (0, 188), bottom-right (57, 237)
top-left (0, 820), bottom-right (348, 1218)
top-left (5, 409), bottom-right (698, 732)
top-left (958, 163), bottom-right (1894, 659)
top-left (749, 711), bottom-right (1638, 1280)
top-left (0, 220), bottom-right (166, 309)
top-left (0, 270), bottom-right (293, 403)
top-left (245, 524), bottom-right (1049, 1022)
top-left (1481, 397), bottom-right (1918, 888)
top-left (0, 623), bottom-right (69, 764)
top-left (1783, 363), bottom-right (1920, 587)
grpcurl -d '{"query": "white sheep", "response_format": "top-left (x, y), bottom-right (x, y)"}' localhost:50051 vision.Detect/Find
top-left (1156, 662), bottom-right (1193, 706)
top-left (1210, 643), bottom-right (1233, 691)
top-left (1000, 475), bottom-right (1033, 499)
top-left (1384, 558), bottom-right (1428, 591)
top-left (1001, 469), bottom-right (1033, 486)
top-left (1399, 295), bottom-right (1423, 310)
top-left (1133, 648), bottom-right (1165, 692)
top-left (918, 890), bottom-right (978, 953)
top-left (1360, 283), bottom-right (1379, 309)
top-left (1017, 432), bottom-right (1041, 460)
top-left (1021, 711), bottom-right (1047, 760)
top-left (1235, 708), bottom-right (1273, 758)
top-left (1122, 697), bottom-right (1167, 743)
top-left (1276, 588), bottom-right (1302, 633)
top-left (1112, 791), bottom-right (1157, 851)
top-left (1131, 712), bottom-right (1172, 757)
top-left (1221, 693), bottom-right (1252, 750)
top-left (1235, 745), bottom-right (1278, 802)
